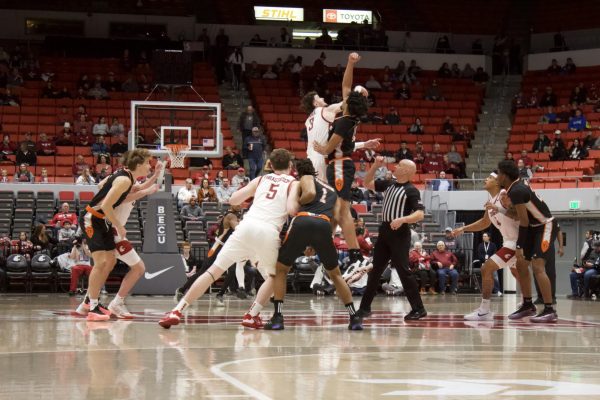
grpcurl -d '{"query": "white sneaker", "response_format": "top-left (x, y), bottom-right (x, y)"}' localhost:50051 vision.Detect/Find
top-left (497, 292), bottom-right (503, 297)
top-left (75, 301), bottom-right (90, 316)
top-left (108, 301), bottom-right (134, 319)
top-left (464, 309), bottom-right (494, 321)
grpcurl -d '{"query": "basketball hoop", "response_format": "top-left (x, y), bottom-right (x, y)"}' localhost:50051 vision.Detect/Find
top-left (164, 144), bottom-right (189, 168)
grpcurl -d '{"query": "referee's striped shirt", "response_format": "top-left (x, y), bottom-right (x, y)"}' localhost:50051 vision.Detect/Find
top-left (375, 179), bottom-right (425, 222)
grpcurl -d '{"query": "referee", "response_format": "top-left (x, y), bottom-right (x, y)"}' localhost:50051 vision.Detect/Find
top-left (356, 157), bottom-right (427, 326)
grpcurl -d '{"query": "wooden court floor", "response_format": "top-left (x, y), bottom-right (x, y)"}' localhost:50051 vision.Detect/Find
top-left (1, 293), bottom-right (600, 399)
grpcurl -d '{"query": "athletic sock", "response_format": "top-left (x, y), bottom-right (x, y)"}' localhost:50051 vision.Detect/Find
top-left (480, 298), bottom-right (491, 313)
top-left (273, 300), bottom-right (283, 316)
top-left (523, 297), bottom-right (533, 305)
top-left (113, 295), bottom-right (125, 305)
top-left (345, 302), bottom-right (356, 316)
top-left (89, 298), bottom-right (99, 310)
top-left (544, 303), bottom-right (554, 311)
top-left (349, 249), bottom-right (363, 264)
top-left (174, 299), bottom-right (190, 313)
top-left (248, 302), bottom-right (263, 317)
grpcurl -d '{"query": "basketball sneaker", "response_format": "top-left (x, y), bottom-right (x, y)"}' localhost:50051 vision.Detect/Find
top-left (264, 314), bottom-right (284, 330)
top-left (216, 294), bottom-right (225, 306)
top-left (108, 300), bottom-right (134, 319)
top-left (241, 313), bottom-right (263, 329)
top-left (236, 288), bottom-right (247, 299)
top-left (174, 288), bottom-right (184, 303)
top-left (348, 314), bottom-right (363, 330)
top-left (87, 305), bottom-right (111, 321)
top-left (530, 308), bottom-right (558, 323)
top-left (76, 299), bottom-right (111, 317)
top-left (355, 308), bottom-right (372, 319)
top-left (159, 310), bottom-right (183, 329)
top-left (508, 303), bottom-right (537, 320)
top-left (404, 308), bottom-right (427, 321)
top-left (464, 309), bottom-right (494, 321)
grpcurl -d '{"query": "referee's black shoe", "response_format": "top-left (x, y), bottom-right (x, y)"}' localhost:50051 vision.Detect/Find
top-left (404, 308), bottom-right (427, 321)
top-left (355, 308), bottom-right (371, 319)
top-left (265, 314), bottom-right (284, 330)
top-left (348, 314), bottom-right (363, 330)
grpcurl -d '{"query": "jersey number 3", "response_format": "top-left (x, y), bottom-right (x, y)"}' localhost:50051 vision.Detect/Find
top-left (265, 183), bottom-right (280, 199)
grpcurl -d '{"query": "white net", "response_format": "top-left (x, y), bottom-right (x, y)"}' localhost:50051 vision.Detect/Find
top-left (164, 145), bottom-right (189, 169)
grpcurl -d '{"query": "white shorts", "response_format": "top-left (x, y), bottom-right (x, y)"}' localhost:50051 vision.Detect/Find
top-left (212, 219), bottom-right (280, 277)
top-left (490, 245), bottom-right (517, 270)
top-left (307, 152), bottom-right (327, 181)
top-left (114, 234), bottom-right (142, 266)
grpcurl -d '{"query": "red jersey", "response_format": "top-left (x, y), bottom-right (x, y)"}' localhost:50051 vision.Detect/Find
top-left (50, 212), bottom-right (78, 227)
top-left (36, 140), bottom-right (56, 155)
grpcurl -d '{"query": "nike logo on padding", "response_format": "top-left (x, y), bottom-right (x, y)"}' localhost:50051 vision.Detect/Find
top-left (144, 266), bottom-right (175, 279)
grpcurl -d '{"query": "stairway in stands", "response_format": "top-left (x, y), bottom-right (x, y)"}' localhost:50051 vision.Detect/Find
top-left (217, 83), bottom-right (252, 151)
top-left (466, 75), bottom-right (522, 181)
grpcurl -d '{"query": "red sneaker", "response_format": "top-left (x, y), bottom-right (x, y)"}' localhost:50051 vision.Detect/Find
top-left (86, 306), bottom-right (111, 321)
top-left (159, 310), bottom-right (183, 329)
top-left (241, 313), bottom-right (264, 329)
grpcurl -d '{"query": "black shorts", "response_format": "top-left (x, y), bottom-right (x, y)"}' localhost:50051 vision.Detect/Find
top-left (81, 212), bottom-right (116, 253)
top-left (278, 216), bottom-right (339, 269)
top-left (326, 159), bottom-right (355, 201)
top-left (522, 220), bottom-right (558, 261)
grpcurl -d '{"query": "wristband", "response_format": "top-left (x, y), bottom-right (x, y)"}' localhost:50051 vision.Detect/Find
top-left (354, 142), bottom-right (365, 150)
top-left (517, 226), bottom-right (529, 248)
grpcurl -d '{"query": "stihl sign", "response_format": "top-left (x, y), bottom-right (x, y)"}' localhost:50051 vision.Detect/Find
top-left (254, 6), bottom-right (304, 21)
top-left (323, 9), bottom-right (372, 24)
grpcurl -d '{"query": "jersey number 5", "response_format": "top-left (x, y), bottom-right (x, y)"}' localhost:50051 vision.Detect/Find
top-left (265, 183), bottom-right (280, 199)
top-left (308, 116), bottom-right (314, 130)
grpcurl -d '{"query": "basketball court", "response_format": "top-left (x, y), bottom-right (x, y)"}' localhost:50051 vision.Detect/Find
top-left (1, 293), bottom-right (599, 399)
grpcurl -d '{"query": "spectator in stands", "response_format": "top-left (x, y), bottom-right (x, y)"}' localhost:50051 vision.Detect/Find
top-left (216, 178), bottom-right (235, 204)
top-left (57, 86), bottom-right (71, 99)
top-left (443, 226), bottom-right (464, 261)
top-left (413, 141), bottom-right (426, 170)
top-left (91, 136), bottom-right (109, 157)
top-left (582, 130), bottom-right (596, 150)
top-left (532, 131), bottom-right (550, 153)
top-left (95, 155), bottom-right (112, 179)
top-left (110, 134), bottom-right (128, 156)
top-left (409, 241), bottom-right (435, 294)
top-left (384, 107), bottom-right (400, 125)
top-left (0, 88), bottom-right (20, 106)
top-left (550, 139), bottom-right (568, 161)
top-left (231, 167), bottom-right (247, 187)
top-left (56, 106), bottom-right (71, 126)
top-left (245, 61), bottom-right (262, 79)
top-left (74, 114), bottom-right (92, 134)
top-left (180, 197), bottom-right (205, 227)
top-left (395, 141), bottom-right (413, 161)
top-left (88, 81), bottom-right (108, 100)
top-left (432, 171), bottom-right (453, 191)
top-left (570, 240), bottom-right (600, 299)
top-left (109, 117), bottom-right (125, 136)
top-left (407, 59), bottom-right (421, 82)
top-left (41, 81), bottom-right (59, 98)
top-left (13, 232), bottom-right (33, 259)
top-left (437, 62), bottom-right (452, 78)
top-left (517, 159), bottom-right (533, 180)
top-left (72, 154), bottom-right (88, 177)
top-left (76, 127), bottom-right (93, 147)
top-left (197, 178), bottom-right (217, 204)
top-left (422, 143), bottom-right (445, 174)
top-left (222, 146), bottom-right (243, 170)
top-left (76, 167), bottom-right (95, 185)
top-left (446, 144), bottom-right (465, 177)
top-left (569, 87), bottom-right (586, 106)
top-left (431, 241), bottom-right (459, 294)
top-left (409, 117), bottom-right (424, 134)
top-left (262, 66), bottom-right (277, 80)
top-left (511, 91), bottom-right (525, 114)
top-left (586, 84), bottom-right (599, 105)
top-left (39, 168), bottom-right (49, 183)
top-left (238, 106), bottom-right (261, 139)
top-left (517, 149), bottom-right (533, 168)
top-left (244, 126), bottom-right (266, 179)
top-left (279, 27), bottom-right (292, 47)
top-left (539, 86), bottom-right (558, 108)
top-left (0, 134), bottom-right (16, 157)
top-left (441, 116), bottom-right (455, 136)
top-left (121, 75), bottom-right (139, 92)
top-left (568, 109), bottom-right (587, 131)
top-left (473, 67), bottom-right (489, 84)
top-left (15, 141), bottom-right (36, 166)
top-left (568, 138), bottom-right (588, 160)
top-left (435, 35), bottom-right (452, 53)
top-left (365, 75), bottom-right (382, 90)
top-left (104, 72), bottom-right (120, 92)
top-left (13, 163), bottom-right (34, 183)
top-left (0, 169), bottom-right (9, 183)
top-left (177, 178), bottom-right (196, 208)
top-left (58, 220), bottom-right (76, 243)
top-left (395, 82), bottom-right (411, 100)
top-left (424, 80), bottom-right (444, 101)
top-left (547, 59), bottom-right (562, 75)
top-left (381, 73), bottom-right (393, 91)
top-left (64, 238), bottom-right (92, 295)
top-left (227, 48), bottom-right (245, 90)
top-left (540, 106), bottom-right (558, 124)
top-left (563, 57), bottom-right (576, 74)
top-left (74, 105), bottom-right (86, 120)
top-left (19, 132), bottom-right (35, 153)
top-left (315, 28), bottom-right (333, 49)
top-left (350, 179), bottom-right (368, 206)
top-left (92, 116), bottom-right (109, 136)
top-left (555, 105), bottom-right (570, 122)
top-left (460, 63), bottom-right (475, 79)
top-left (31, 224), bottom-right (56, 256)
top-left (36, 132), bottom-right (55, 156)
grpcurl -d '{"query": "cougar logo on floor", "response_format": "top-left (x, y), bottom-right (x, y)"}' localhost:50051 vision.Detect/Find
top-left (323, 9), bottom-right (372, 24)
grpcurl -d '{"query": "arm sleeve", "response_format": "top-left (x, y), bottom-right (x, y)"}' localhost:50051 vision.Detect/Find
top-left (406, 187), bottom-right (425, 212)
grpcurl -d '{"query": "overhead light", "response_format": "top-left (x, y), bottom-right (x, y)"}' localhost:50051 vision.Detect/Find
top-left (292, 29), bottom-right (338, 39)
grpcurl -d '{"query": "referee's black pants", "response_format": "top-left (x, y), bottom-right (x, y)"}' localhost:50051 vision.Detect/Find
top-left (360, 223), bottom-right (424, 312)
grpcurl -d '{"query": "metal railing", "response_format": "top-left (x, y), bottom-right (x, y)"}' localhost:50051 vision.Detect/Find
top-left (423, 176), bottom-right (598, 191)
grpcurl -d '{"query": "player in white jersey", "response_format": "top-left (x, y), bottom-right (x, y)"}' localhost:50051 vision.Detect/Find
top-left (159, 149), bottom-right (299, 329)
top-left (94, 161), bottom-right (163, 319)
top-left (452, 172), bottom-right (522, 321)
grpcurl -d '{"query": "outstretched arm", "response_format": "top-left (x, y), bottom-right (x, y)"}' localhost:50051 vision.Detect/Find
top-left (453, 211), bottom-right (491, 236)
top-left (342, 53), bottom-right (361, 100)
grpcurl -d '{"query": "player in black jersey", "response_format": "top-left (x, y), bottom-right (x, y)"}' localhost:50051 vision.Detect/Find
top-left (313, 52), bottom-right (381, 269)
top-left (497, 160), bottom-right (558, 323)
top-left (76, 149), bottom-right (152, 321)
top-left (264, 159), bottom-right (363, 330)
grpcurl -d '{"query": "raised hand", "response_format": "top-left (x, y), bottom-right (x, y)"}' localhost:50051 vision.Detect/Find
top-left (364, 138), bottom-right (382, 149)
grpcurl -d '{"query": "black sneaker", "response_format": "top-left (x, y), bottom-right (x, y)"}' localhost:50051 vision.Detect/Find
top-left (566, 293), bottom-right (581, 300)
top-left (508, 302), bottom-right (537, 320)
top-left (530, 307), bottom-right (558, 323)
top-left (355, 308), bottom-right (371, 319)
top-left (264, 314), bottom-right (284, 330)
top-left (236, 288), bottom-right (247, 299)
top-left (533, 298), bottom-right (544, 305)
top-left (404, 308), bottom-right (427, 321)
top-left (348, 314), bottom-right (363, 330)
